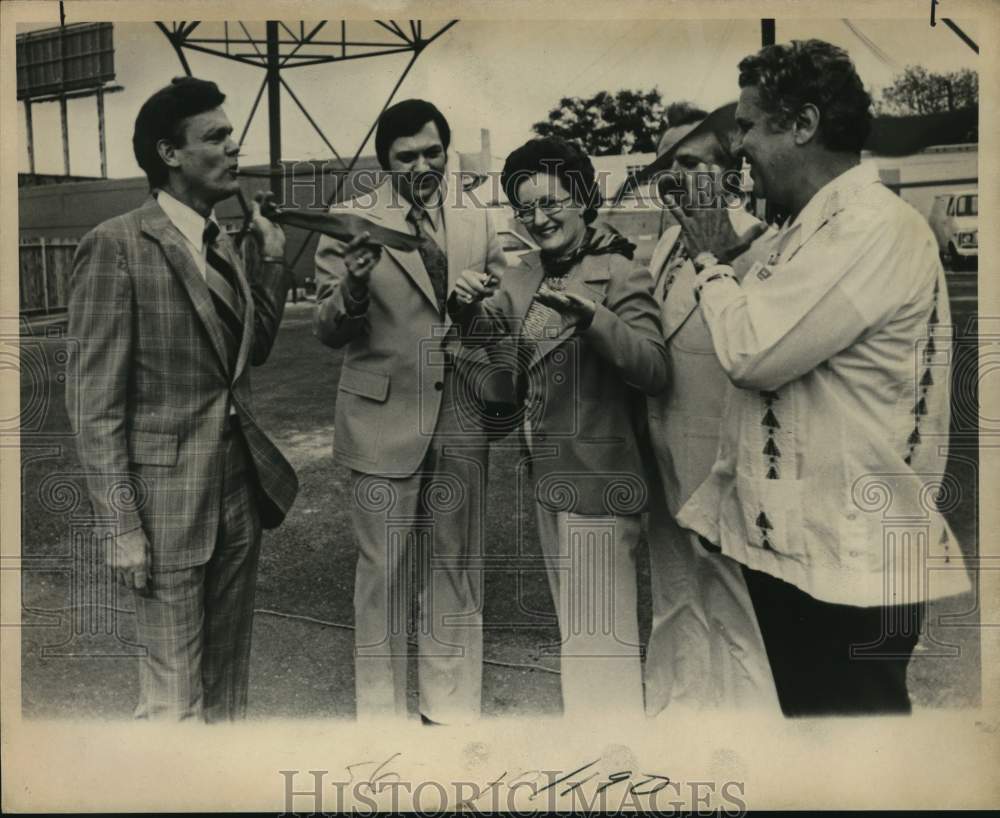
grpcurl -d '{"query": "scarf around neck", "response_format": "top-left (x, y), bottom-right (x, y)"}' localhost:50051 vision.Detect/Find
top-left (539, 223), bottom-right (636, 277)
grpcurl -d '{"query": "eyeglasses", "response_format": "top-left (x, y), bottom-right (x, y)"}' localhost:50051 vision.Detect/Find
top-left (512, 195), bottom-right (575, 223)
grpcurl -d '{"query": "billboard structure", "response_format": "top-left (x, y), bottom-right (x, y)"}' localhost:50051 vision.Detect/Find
top-left (16, 22), bottom-right (121, 178)
top-left (156, 19), bottom-right (458, 267)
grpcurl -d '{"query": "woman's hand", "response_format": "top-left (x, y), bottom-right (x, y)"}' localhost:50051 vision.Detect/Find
top-left (534, 286), bottom-right (597, 331)
top-left (453, 269), bottom-right (501, 306)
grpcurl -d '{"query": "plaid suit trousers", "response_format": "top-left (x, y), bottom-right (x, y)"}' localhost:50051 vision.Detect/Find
top-left (132, 426), bottom-right (262, 722)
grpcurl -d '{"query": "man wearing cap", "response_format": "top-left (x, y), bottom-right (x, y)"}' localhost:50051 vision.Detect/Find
top-left (642, 101), bottom-right (778, 714)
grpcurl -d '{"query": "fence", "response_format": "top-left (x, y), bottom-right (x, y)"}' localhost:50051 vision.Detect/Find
top-left (18, 227), bottom-right (297, 319)
top-left (19, 237), bottom-right (78, 315)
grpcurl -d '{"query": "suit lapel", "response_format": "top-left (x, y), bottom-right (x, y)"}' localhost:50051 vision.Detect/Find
top-left (216, 231), bottom-right (254, 383)
top-left (661, 260), bottom-right (698, 341)
top-left (444, 196), bottom-right (474, 292)
top-left (139, 198), bottom-right (231, 376)
top-left (650, 224), bottom-right (683, 299)
top-left (528, 252), bottom-right (610, 369)
top-left (365, 182), bottom-right (439, 312)
top-left (507, 252), bottom-right (546, 321)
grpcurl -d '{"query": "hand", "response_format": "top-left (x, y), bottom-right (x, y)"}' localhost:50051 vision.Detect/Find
top-left (109, 528), bottom-right (152, 592)
top-left (251, 191), bottom-right (286, 258)
top-left (452, 269), bottom-right (501, 306)
top-left (664, 168), bottom-right (767, 263)
top-left (534, 286), bottom-right (597, 331)
top-left (342, 232), bottom-right (382, 300)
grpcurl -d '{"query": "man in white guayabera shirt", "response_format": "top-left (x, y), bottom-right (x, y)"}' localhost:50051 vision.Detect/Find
top-left (671, 39), bottom-right (971, 716)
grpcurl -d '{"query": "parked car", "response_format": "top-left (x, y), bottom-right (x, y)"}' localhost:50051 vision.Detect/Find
top-left (929, 190), bottom-right (978, 271)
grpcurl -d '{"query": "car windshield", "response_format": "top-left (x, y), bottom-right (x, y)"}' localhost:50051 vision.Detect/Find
top-left (956, 195), bottom-right (978, 217)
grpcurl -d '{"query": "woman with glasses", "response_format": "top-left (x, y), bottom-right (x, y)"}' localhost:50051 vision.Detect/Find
top-left (451, 136), bottom-right (669, 718)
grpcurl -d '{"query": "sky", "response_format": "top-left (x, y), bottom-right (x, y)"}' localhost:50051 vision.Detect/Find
top-left (17, 16), bottom-right (980, 178)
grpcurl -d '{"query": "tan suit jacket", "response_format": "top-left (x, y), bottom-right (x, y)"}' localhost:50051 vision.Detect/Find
top-left (314, 173), bottom-right (506, 476)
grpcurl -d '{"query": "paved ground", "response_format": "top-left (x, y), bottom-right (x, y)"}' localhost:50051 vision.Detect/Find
top-left (17, 268), bottom-right (982, 719)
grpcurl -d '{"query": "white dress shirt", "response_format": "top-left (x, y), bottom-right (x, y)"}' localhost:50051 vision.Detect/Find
top-left (157, 188), bottom-right (219, 280)
top-left (676, 162), bottom-right (970, 607)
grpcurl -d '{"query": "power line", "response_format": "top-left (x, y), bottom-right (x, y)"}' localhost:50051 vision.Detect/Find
top-left (693, 19), bottom-right (735, 104)
top-left (842, 19), bottom-right (899, 70)
top-left (941, 18), bottom-right (979, 55)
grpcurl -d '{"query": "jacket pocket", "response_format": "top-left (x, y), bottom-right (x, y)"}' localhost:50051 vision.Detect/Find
top-left (736, 474), bottom-right (807, 560)
top-left (338, 364), bottom-right (390, 402)
top-left (128, 429), bottom-right (179, 466)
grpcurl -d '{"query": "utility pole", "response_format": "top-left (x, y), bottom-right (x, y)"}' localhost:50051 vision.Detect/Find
top-left (759, 19), bottom-right (778, 225)
top-left (265, 22), bottom-right (295, 300)
top-left (266, 21), bottom-right (282, 198)
top-left (762, 19), bottom-right (776, 47)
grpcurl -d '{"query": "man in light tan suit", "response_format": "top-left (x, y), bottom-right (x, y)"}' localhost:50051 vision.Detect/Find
top-left (643, 102), bottom-right (779, 713)
top-left (314, 100), bottom-right (506, 723)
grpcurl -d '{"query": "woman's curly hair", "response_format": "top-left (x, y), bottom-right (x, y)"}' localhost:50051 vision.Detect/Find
top-left (501, 136), bottom-right (602, 224)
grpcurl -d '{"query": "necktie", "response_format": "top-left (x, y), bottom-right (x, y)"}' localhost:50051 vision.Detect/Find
top-left (202, 221), bottom-right (244, 371)
top-left (407, 209), bottom-right (449, 315)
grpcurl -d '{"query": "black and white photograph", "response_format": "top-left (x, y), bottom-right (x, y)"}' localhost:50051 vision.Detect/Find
top-left (2, 0), bottom-right (997, 812)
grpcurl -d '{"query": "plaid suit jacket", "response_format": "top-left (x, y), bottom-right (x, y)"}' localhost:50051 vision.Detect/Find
top-left (65, 196), bottom-right (298, 571)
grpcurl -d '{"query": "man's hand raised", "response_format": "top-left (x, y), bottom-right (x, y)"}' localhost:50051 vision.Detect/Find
top-left (251, 191), bottom-right (287, 259)
top-left (664, 165), bottom-right (767, 264)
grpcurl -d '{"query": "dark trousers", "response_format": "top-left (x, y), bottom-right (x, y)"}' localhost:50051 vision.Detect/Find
top-left (741, 566), bottom-right (923, 717)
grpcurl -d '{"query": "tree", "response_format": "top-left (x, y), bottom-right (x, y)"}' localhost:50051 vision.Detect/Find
top-left (875, 66), bottom-right (978, 115)
top-left (531, 89), bottom-right (664, 156)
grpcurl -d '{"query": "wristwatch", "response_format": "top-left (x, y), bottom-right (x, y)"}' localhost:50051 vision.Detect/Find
top-left (261, 255), bottom-right (285, 265)
top-left (692, 251), bottom-right (719, 273)
top-left (694, 270), bottom-right (737, 302)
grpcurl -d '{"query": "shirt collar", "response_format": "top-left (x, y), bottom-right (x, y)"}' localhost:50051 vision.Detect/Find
top-left (156, 189), bottom-right (218, 252)
top-left (779, 161), bottom-right (881, 243)
top-left (407, 196), bottom-right (444, 233)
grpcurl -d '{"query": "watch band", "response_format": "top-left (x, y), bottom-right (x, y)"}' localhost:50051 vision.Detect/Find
top-left (694, 270), bottom-right (737, 302)
top-left (693, 251), bottom-right (719, 273)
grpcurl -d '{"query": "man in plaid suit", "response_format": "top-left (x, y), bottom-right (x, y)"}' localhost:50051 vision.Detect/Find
top-left (65, 77), bottom-right (297, 721)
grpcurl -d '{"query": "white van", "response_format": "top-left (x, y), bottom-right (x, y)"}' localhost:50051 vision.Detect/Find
top-left (928, 190), bottom-right (978, 270)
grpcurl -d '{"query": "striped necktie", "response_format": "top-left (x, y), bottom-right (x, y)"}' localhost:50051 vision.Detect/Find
top-left (406, 208), bottom-right (448, 315)
top-left (202, 221), bottom-right (244, 371)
